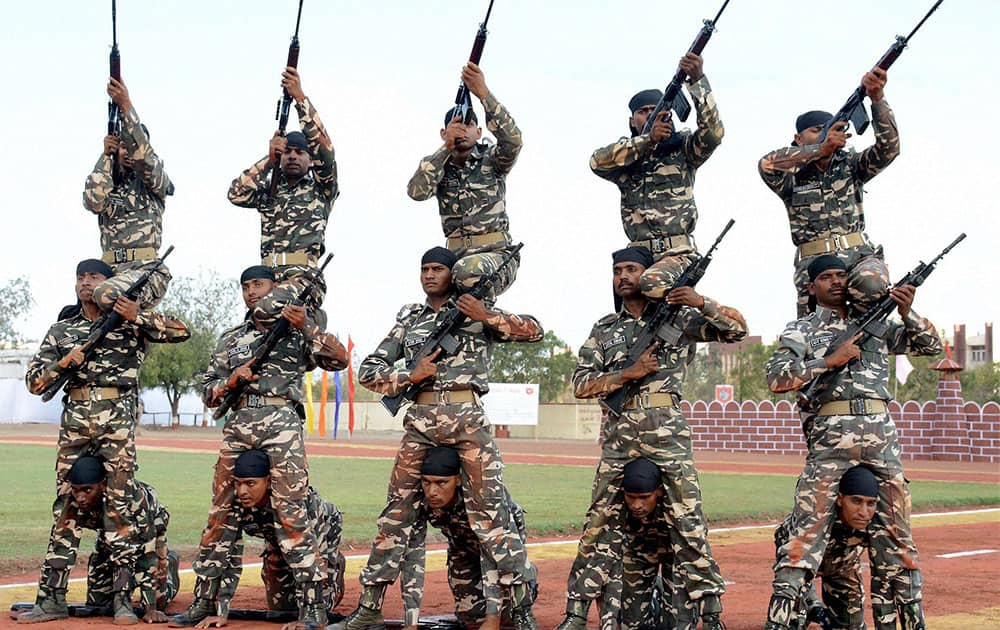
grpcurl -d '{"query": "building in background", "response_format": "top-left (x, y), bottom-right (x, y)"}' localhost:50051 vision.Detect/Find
top-left (952, 323), bottom-right (993, 369)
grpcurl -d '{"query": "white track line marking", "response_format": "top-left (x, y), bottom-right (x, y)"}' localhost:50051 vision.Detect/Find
top-left (936, 549), bottom-right (997, 559)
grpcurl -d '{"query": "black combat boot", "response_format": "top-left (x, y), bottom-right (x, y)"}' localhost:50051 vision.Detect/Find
top-left (298, 580), bottom-right (329, 629)
top-left (509, 583), bottom-right (538, 630)
top-left (553, 599), bottom-right (589, 630)
top-left (332, 585), bottom-right (386, 630)
top-left (168, 577), bottom-right (219, 627)
top-left (898, 601), bottom-right (926, 630)
top-left (699, 594), bottom-right (725, 630)
top-left (15, 588), bottom-right (68, 624)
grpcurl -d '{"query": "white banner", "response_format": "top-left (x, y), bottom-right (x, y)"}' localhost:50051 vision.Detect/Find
top-left (483, 383), bottom-right (539, 426)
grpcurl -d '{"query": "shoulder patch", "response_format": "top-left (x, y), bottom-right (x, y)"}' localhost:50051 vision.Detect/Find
top-left (597, 312), bottom-right (619, 327)
top-left (395, 303), bottom-right (423, 324)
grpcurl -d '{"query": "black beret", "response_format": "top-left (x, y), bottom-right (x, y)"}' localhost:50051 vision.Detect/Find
top-left (421, 446), bottom-right (461, 477)
top-left (623, 458), bottom-right (660, 493)
top-left (807, 254), bottom-right (847, 282)
top-left (234, 449), bottom-right (271, 478)
top-left (76, 259), bottom-right (114, 278)
top-left (240, 265), bottom-right (276, 284)
top-left (839, 465), bottom-right (878, 498)
top-left (612, 246), bottom-right (654, 269)
top-left (421, 246), bottom-right (458, 268)
top-left (629, 89), bottom-right (663, 114)
top-left (796, 110), bottom-right (833, 133)
top-left (284, 131), bottom-right (311, 154)
top-left (444, 106), bottom-right (478, 127)
top-left (68, 455), bottom-right (107, 485)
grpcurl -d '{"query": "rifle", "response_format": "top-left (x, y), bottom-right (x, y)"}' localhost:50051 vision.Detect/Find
top-left (818, 0), bottom-right (944, 142)
top-left (797, 232), bottom-right (965, 408)
top-left (212, 253), bottom-right (332, 420)
top-left (269, 0), bottom-right (306, 199)
top-left (448, 0), bottom-right (496, 125)
top-left (108, 0), bottom-right (122, 183)
top-left (601, 220), bottom-right (735, 417)
top-left (380, 243), bottom-right (523, 417)
top-left (41, 246), bottom-right (175, 403)
top-left (640, 0), bottom-right (731, 134)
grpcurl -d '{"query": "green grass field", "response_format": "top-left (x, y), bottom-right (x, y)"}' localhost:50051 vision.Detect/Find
top-left (2, 444), bottom-right (997, 566)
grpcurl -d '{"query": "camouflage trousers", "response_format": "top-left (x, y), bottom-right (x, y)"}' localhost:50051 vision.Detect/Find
top-left (95, 260), bottom-right (172, 311)
top-left (253, 264), bottom-right (328, 329)
top-left (87, 516), bottom-right (178, 611)
top-left (258, 542), bottom-right (346, 612)
top-left (448, 546), bottom-right (539, 627)
top-left (193, 405), bottom-right (325, 587)
top-left (452, 243), bottom-right (520, 299)
top-left (769, 412), bottom-right (921, 627)
top-left (793, 244), bottom-right (888, 318)
top-left (361, 400), bottom-right (532, 596)
top-left (617, 539), bottom-right (683, 630)
top-left (566, 405), bottom-right (724, 617)
top-left (638, 251), bottom-right (698, 300)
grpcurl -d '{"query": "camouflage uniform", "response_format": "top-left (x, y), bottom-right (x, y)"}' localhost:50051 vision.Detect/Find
top-left (191, 315), bottom-right (347, 614)
top-left (356, 297), bottom-right (543, 608)
top-left (215, 486), bottom-right (345, 614)
top-left (83, 105), bottom-right (174, 311)
top-left (568, 298), bottom-right (746, 624)
top-left (228, 97), bottom-right (338, 314)
top-left (407, 93), bottom-right (522, 297)
top-left (617, 499), bottom-right (686, 630)
top-left (25, 308), bottom-right (189, 605)
top-left (763, 305), bottom-right (941, 628)
top-left (590, 77), bottom-right (724, 297)
top-left (758, 102), bottom-right (900, 317)
top-left (400, 486), bottom-right (537, 627)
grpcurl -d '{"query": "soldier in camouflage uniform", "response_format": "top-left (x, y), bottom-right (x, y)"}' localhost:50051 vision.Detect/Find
top-left (15, 456), bottom-right (180, 625)
top-left (228, 68), bottom-right (338, 321)
top-left (763, 256), bottom-right (941, 630)
top-left (20, 259), bottom-right (189, 624)
top-left (173, 266), bottom-right (347, 630)
top-left (758, 69), bottom-right (898, 317)
top-left (406, 63), bottom-right (522, 298)
top-left (558, 247), bottom-right (746, 630)
top-left (83, 77), bottom-right (174, 311)
top-left (336, 247), bottom-right (542, 630)
top-left (190, 450), bottom-right (346, 629)
top-left (399, 446), bottom-right (538, 630)
top-left (590, 53), bottom-right (724, 300)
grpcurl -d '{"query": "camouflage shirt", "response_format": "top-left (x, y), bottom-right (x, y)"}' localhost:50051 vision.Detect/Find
top-left (359, 296), bottom-right (543, 396)
top-left (201, 315), bottom-right (347, 405)
top-left (765, 305), bottom-right (941, 403)
top-left (758, 101), bottom-right (900, 246)
top-left (590, 77), bottom-right (723, 246)
top-left (774, 516), bottom-right (867, 578)
top-left (26, 309), bottom-right (190, 395)
top-left (623, 500), bottom-right (672, 568)
top-left (83, 106), bottom-right (173, 253)
top-left (227, 98), bottom-right (339, 259)
top-left (574, 298), bottom-right (746, 399)
top-left (406, 93), bottom-right (522, 244)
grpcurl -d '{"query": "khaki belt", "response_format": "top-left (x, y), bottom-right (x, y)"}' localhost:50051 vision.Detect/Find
top-left (68, 386), bottom-right (123, 402)
top-left (446, 232), bottom-right (508, 250)
top-left (102, 247), bottom-right (158, 265)
top-left (798, 232), bottom-right (869, 258)
top-left (630, 234), bottom-right (693, 255)
top-left (262, 251), bottom-right (317, 268)
top-left (235, 395), bottom-right (290, 409)
top-left (817, 399), bottom-right (887, 416)
top-left (623, 392), bottom-right (679, 410)
top-left (414, 390), bottom-right (477, 405)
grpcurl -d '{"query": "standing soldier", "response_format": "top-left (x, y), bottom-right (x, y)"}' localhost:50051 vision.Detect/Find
top-left (83, 78), bottom-right (174, 311)
top-left (590, 53), bottom-right (724, 299)
top-left (558, 247), bottom-right (746, 630)
top-left (336, 247), bottom-right (542, 630)
top-left (228, 68), bottom-right (338, 320)
top-left (407, 63), bottom-right (522, 298)
top-left (399, 447), bottom-right (538, 630)
top-left (758, 69), bottom-right (897, 317)
top-left (21, 260), bottom-right (189, 624)
top-left (762, 256), bottom-right (940, 630)
top-left (171, 266), bottom-right (347, 630)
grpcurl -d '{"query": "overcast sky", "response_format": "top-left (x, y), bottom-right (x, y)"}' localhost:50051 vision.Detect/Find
top-left (2, 0), bottom-right (996, 358)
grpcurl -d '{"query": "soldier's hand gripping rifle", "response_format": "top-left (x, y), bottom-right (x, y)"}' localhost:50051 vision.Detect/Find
top-left (107, 0), bottom-right (122, 183)
top-left (640, 0), bottom-right (731, 135)
top-left (41, 246), bottom-right (175, 402)
top-left (380, 243), bottom-right (523, 417)
top-left (601, 220), bottom-right (735, 417)
top-left (449, 0), bottom-right (496, 125)
top-left (212, 253), bottom-right (332, 420)
top-left (797, 233), bottom-right (965, 408)
top-left (269, 0), bottom-right (305, 199)
top-left (818, 0), bottom-right (943, 142)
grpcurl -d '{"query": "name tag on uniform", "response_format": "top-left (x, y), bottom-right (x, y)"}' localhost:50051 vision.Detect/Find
top-left (601, 336), bottom-right (626, 351)
top-left (406, 336), bottom-right (428, 349)
top-left (809, 334), bottom-right (834, 350)
top-left (793, 182), bottom-right (820, 193)
top-left (228, 344), bottom-right (251, 358)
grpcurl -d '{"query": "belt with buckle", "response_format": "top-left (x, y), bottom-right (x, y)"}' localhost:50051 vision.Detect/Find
top-left (68, 386), bottom-right (123, 402)
top-left (798, 232), bottom-right (869, 258)
top-left (262, 251), bottom-right (317, 268)
top-left (629, 234), bottom-right (693, 255)
top-left (235, 394), bottom-right (290, 409)
top-left (102, 247), bottom-right (158, 265)
top-left (817, 399), bottom-right (888, 416)
top-left (413, 390), bottom-right (477, 405)
top-left (446, 232), bottom-right (508, 250)
top-left (623, 392), bottom-right (679, 410)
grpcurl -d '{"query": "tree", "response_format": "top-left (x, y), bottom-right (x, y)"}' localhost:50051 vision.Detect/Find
top-left (960, 363), bottom-right (1000, 404)
top-left (0, 278), bottom-right (33, 345)
top-left (489, 331), bottom-right (577, 402)
top-left (139, 272), bottom-right (243, 424)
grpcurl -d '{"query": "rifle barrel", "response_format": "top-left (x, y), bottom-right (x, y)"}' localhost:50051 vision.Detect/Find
top-left (293, 0), bottom-right (305, 38)
top-left (905, 0), bottom-right (944, 43)
top-left (711, 0), bottom-right (731, 25)
top-left (111, 0), bottom-right (117, 47)
top-left (482, 0), bottom-right (496, 28)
